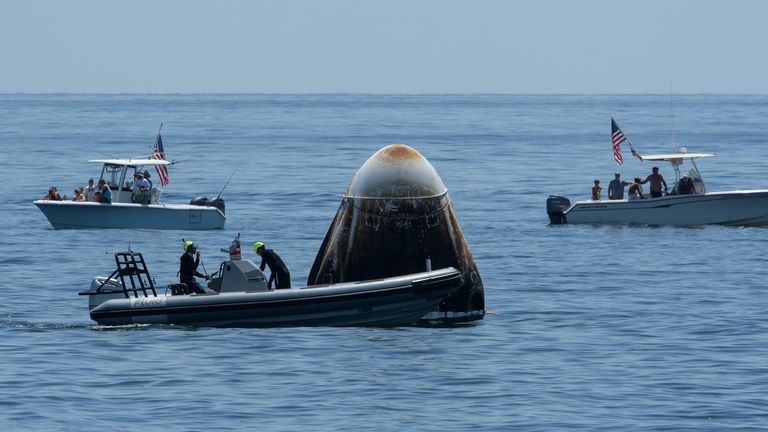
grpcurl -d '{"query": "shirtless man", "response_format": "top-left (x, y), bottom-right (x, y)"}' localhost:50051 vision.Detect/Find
top-left (641, 167), bottom-right (668, 198)
top-left (628, 177), bottom-right (645, 200)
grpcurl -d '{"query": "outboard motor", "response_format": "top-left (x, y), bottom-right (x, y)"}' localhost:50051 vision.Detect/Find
top-left (208, 197), bottom-right (225, 214)
top-left (190, 196), bottom-right (226, 214)
top-left (546, 195), bottom-right (571, 224)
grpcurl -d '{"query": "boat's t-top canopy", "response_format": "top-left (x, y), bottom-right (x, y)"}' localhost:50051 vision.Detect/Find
top-left (88, 159), bottom-right (170, 166)
top-left (641, 148), bottom-right (713, 194)
top-left (640, 152), bottom-right (715, 166)
top-left (88, 159), bottom-right (169, 203)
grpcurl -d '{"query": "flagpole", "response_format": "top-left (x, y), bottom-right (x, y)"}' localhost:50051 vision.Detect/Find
top-left (149, 123), bottom-right (164, 158)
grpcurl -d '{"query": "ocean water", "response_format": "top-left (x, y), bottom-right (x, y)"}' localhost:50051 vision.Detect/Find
top-left (1, 94), bottom-right (767, 431)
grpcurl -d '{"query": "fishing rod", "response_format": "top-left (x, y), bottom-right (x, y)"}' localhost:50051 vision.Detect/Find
top-left (95, 151), bottom-right (119, 159)
top-left (216, 164), bottom-right (240, 200)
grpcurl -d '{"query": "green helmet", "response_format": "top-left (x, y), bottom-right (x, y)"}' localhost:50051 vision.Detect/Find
top-left (183, 240), bottom-right (195, 252)
top-left (253, 241), bottom-right (265, 252)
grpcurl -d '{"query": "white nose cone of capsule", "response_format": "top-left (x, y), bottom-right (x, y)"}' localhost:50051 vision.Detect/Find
top-left (346, 144), bottom-right (447, 199)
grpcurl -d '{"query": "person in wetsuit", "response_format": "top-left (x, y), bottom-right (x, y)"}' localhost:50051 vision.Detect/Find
top-left (179, 240), bottom-right (209, 294)
top-left (253, 242), bottom-right (291, 289)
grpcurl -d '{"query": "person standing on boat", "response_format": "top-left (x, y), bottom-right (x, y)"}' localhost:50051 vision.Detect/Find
top-left (591, 179), bottom-right (602, 201)
top-left (607, 172), bottom-right (630, 200)
top-left (641, 167), bottom-right (668, 198)
top-left (253, 242), bottom-right (291, 289)
top-left (179, 241), bottom-right (209, 294)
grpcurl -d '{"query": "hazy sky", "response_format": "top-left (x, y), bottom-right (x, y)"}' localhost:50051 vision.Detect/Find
top-left (2, 0), bottom-right (767, 93)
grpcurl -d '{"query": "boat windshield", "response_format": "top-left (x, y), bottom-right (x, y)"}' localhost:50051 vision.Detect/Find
top-left (100, 164), bottom-right (123, 190)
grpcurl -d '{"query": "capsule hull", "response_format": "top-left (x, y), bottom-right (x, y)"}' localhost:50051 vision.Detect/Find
top-left (308, 144), bottom-right (485, 321)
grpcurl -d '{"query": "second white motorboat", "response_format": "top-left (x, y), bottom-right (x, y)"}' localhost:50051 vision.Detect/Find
top-left (34, 158), bottom-right (226, 230)
top-left (547, 148), bottom-right (768, 227)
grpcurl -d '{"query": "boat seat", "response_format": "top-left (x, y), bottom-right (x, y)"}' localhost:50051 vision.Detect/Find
top-left (168, 283), bottom-right (192, 295)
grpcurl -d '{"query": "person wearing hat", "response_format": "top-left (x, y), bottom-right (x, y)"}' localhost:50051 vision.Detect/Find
top-left (641, 166), bottom-right (668, 198)
top-left (607, 172), bottom-right (630, 200)
top-left (142, 170), bottom-right (153, 189)
top-left (132, 172), bottom-right (149, 191)
top-left (131, 171), bottom-right (151, 203)
top-left (179, 240), bottom-right (209, 294)
top-left (253, 242), bottom-right (291, 289)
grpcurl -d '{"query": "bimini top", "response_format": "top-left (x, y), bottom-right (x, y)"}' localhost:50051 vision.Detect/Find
top-left (641, 152), bottom-right (715, 162)
top-left (88, 159), bottom-right (170, 166)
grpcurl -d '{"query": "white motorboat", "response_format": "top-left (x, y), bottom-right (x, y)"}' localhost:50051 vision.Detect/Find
top-left (80, 250), bottom-right (461, 327)
top-left (547, 148), bottom-right (768, 226)
top-left (34, 158), bottom-right (225, 229)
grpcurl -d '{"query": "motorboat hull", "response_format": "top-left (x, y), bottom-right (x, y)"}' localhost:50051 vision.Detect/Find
top-left (557, 190), bottom-right (768, 226)
top-left (34, 200), bottom-right (225, 230)
top-left (88, 267), bottom-right (461, 327)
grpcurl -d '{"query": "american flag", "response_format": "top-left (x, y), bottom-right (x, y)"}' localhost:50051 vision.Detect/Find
top-left (151, 133), bottom-right (170, 186)
top-left (611, 117), bottom-right (626, 165)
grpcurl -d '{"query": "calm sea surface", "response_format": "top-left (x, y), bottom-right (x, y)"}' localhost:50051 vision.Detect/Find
top-left (1, 94), bottom-right (767, 431)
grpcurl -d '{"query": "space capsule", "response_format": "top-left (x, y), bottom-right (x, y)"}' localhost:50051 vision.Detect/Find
top-left (307, 144), bottom-right (485, 321)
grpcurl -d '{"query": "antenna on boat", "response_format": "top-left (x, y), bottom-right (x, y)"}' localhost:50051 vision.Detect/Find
top-left (96, 151), bottom-right (119, 159)
top-left (215, 164), bottom-right (239, 201)
top-left (669, 81), bottom-right (676, 152)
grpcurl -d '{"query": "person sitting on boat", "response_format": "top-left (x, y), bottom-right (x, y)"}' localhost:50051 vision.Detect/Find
top-left (253, 242), bottom-right (291, 289)
top-left (137, 172), bottom-right (151, 191)
top-left (591, 179), bottom-right (602, 201)
top-left (677, 176), bottom-right (696, 195)
top-left (72, 186), bottom-right (86, 202)
top-left (142, 171), bottom-right (153, 189)
top-left (97, 179), bottom-right (112, 203)
top-left (179, 241), bottom-right (209, 294)
top-left (42, 185), bottom-right (63, 201)
top-left (131, 172), bottom-right (151, 204)
top-left (608, 172), bottom-right (630, 200)
top-left (641, 166), bottom-right (668, 198)
top-left (628, 177), bottom-right (645, 200)
top-left (85, 178), bottom-right (97, 201)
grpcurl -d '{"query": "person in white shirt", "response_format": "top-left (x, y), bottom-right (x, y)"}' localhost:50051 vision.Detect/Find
top-left (84, 178), bottom-right (97, 201)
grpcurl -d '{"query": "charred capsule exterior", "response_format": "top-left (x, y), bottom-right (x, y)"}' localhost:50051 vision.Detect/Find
top-left (307, 144), bottom-right (485, 321)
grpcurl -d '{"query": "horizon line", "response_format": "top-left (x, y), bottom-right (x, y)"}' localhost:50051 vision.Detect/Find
top-left (2, 91), bottom-right (768, 96)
